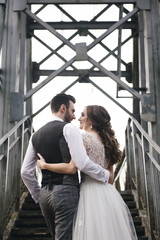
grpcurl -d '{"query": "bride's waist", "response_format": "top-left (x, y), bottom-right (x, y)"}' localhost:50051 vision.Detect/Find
top-left (81, 174), bottom-right (102, 183)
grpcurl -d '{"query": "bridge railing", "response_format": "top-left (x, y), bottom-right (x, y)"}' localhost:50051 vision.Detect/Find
top-left (124, 116), bottom-right (160, 239)
top-left (0, 116), bottom-right (32, 238)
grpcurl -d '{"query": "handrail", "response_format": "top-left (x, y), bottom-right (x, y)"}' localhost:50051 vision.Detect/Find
top-left (114, 115), bottom-right (160, 239)
top-left (0, 115), bottom-right (32, 238)
top-left (0, 116), bottom-right (30, 145)
top-left (130, 116), bottom-right (160, 154)
top-left (114, 151), bottom-right (126, 185)
top-left (125, 116), bottom-right (160, 239)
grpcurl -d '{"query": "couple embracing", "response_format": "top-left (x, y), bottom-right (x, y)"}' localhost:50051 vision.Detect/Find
top-left (21, 93), bottom-right (137, 240)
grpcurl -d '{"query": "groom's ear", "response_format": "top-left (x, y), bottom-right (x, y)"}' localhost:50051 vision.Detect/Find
top-left (60, 104), bottom-right (66, 113)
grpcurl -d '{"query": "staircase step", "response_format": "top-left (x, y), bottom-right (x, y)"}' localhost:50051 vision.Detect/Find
top-left (138, 237), bottom-right (149, 240)
top-left (9, 237), bottom-right (52, 240)
top-left (126, 201), bottom-right (137, 209)
top-left (133, 217), bottom-right (142, 226)
top-left (15, 218), bottom-right (46, 228)
top-left (130, 208), bottom-right (139, 217)
top-left (11, 227), bottom-right (50, 236)
top-left (7, 193), bottom-right (51, 240)
top-left (22, 202), bottom-right (41, 210)
top-left (135, 225), bottom-right (146, 236)
top-left (120, 190), bottom-right (134, 200)
top-left (8, 236), bottom-right (53, 240)
top-left (19, 210), bottom-right (43, 218)
top-left (25, 195), bottom-right (37, 201)
top-left (120, 191), bottom-right (148, 240)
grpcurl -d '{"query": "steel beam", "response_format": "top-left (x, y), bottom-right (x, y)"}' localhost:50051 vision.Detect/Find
top-left (35, 69), bottom-right (130, 78)
top-left (27, 0), bottom-right (137, 4)
top-left (28, 21), bottom-right (136, 31)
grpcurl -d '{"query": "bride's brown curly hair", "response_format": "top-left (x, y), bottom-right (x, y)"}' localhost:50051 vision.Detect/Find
top-left (86, 105), bottom-right (122, 165)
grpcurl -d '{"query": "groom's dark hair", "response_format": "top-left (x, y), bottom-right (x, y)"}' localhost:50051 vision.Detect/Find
top-left (50, 93), bottom-right (76, 113)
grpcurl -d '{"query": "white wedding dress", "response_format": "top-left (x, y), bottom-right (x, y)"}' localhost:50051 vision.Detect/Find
top-left (72, 132), bottom-right (138, 240)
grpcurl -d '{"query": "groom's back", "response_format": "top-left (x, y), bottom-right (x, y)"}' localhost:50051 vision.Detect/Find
top-left (32, 120), bottom-right (67, 164)
top-left (32, 120), bottom-right (79, 186)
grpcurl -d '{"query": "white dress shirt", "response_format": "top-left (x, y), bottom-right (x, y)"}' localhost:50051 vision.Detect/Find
top-left (21, 116), bottom-right (110, 203)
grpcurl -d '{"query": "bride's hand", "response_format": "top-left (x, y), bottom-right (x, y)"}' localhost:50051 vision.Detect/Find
top-left (37, 153), bottom-right (46, 169)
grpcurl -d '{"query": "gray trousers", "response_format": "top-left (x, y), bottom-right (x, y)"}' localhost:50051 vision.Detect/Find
top-left (39, 184), bottom-right (79, 240)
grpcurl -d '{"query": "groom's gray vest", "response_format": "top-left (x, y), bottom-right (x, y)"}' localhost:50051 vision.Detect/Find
top-left (32, 120), bottom-right (79, 188)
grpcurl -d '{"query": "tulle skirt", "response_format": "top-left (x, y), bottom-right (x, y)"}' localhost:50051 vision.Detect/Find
top-left (72, 177), bottom-right (138, 240)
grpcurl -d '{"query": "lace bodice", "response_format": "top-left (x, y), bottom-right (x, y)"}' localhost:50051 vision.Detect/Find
top-left (82, 131), bottom-right (109, 170)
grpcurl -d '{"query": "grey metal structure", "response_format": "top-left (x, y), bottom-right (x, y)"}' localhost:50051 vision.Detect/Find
top-left (0, 0), bottom-right (160, 239)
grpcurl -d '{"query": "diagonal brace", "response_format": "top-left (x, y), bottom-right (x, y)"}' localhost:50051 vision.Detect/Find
top-left (24, 56), bottom-right (76, 101)
top-left (24, 8), bottom-right (75, 51)
top-left (88, 56), bottom-right (141, 100)
top-left (31, 79), bottom-right (79, 119)
top-left (88, 79), bottom-right (134, 117)
top-left (87, 7), bottom-right (139, 51)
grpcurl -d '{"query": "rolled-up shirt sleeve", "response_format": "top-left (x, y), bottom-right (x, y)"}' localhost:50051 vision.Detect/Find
top-left (63, 124), bottom-right (110, 183)
top-left (21, 135), bottom-right (41, 203)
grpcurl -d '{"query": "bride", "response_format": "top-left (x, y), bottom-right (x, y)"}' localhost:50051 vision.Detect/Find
top-left (37, 105), bottom-right (138, 240)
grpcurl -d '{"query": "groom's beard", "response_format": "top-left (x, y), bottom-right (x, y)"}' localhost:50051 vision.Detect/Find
top-left (64, 110), bottom-right (71, 123)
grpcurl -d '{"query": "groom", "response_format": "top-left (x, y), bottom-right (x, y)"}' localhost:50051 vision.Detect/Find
top-left (21, 93), bottom-right (111, 240)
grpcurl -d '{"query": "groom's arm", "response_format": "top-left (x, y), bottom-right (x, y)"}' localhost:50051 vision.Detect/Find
top-left (63, 124), bottom-right (110, 183)
top-left (21, 135), bottom-right (41, 203)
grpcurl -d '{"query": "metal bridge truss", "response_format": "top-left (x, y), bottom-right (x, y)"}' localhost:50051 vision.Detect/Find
top-left (0, 0), bottom-right (158, 132)
top-left (0, 0), bottom-right (160, 239)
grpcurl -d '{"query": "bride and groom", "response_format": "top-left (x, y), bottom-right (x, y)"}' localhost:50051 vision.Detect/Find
top-left (21, 93), bottom-right (137, 240)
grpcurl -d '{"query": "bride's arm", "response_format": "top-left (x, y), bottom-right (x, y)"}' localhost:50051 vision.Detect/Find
top-left (108, 164), bottom-right (114, 184)
top-left (37, 139), bottom-right (86, 175)
top-left (37, 153), bottom-right (77, 175)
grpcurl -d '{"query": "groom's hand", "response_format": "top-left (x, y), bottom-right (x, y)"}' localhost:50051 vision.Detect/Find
top-left (37, 153), bottom-right (46, 169)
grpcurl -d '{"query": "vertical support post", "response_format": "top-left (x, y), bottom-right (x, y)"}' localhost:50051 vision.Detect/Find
top-left (132, 123), bottom-right (141, 209)
top-left (125, 121), bottom-right (132, 190)
top-left (132, 33), bottom-right (140, 120)
top-left (141, 137), bottom-right (154, 238)
top-left (116, 4), bottom-right (123, 97)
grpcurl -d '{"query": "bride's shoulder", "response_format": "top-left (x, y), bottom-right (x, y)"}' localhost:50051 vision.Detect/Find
top-left (81, 131), bottom-right (93, 142)
top-left (81, 130), bottom-right (89, 137)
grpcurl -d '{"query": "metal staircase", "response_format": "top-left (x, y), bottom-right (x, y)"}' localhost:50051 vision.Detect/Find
top-left (121, 191), bottom-right (148, 240)
top-left (5, 190), bottom-right (148, 240)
